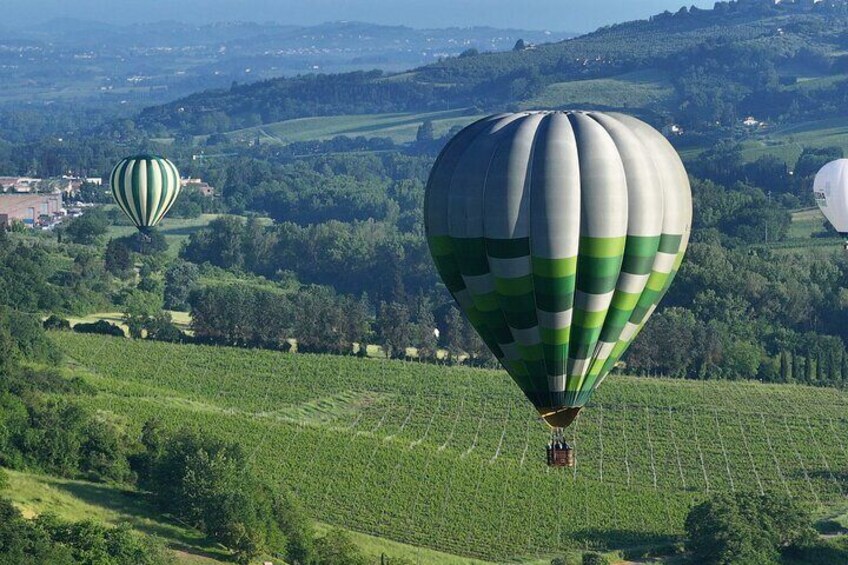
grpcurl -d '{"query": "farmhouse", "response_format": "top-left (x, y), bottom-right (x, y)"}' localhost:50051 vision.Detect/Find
top-left (180, 177), bottom-right (216, 197)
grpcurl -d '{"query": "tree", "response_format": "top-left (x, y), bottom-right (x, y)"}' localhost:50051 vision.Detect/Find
top-left (182, 216), bottom-right (245, 270)
top-left (340, 294), bottom-right (372, 352)
top-left (164, 261), bottom-right (200, 311)
top-left (377, 300), bottom-right (412, 359)
top-left (442, 306), bottom-right (466, 362)
top-left (416, 120), bottom-right (435, 143)
top-left (104, 239), bottom-right (133, 278)
top-left (291, 286), bottom-right (345, 353)
top-left (190, 285), bottom-right (259, 346)
top-left (64, 209), bottom-right (109, 245)
top-left (685, 492), bottom-right (814, 565)
top-left (513, 38), bottom-right (526, 51)
top-left (272, 489), bottom-right (314, 565)
top-left (312, 529), bottom-right (369, 565)
top-left (122, 290), bottom-right (163, 339)
top-left (138, 427), bottom-right (294, 562)
top-left (413, 294), bottom-right (437, 361)
top-left (144, 311), bottom-right (186, 343)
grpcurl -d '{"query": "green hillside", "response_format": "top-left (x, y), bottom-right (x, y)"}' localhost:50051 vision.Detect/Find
top-left (54, 332), bottom-right (848, 562)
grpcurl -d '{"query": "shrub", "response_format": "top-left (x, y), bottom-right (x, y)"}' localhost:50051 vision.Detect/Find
top-left (312, 529), bottom-right (369, 565)
top-left (582, 552), bottom-right (611, 565)
top-left (73, 320), bottom-right (126, 338)
top-left (43, 315), bottom-right (71, 331)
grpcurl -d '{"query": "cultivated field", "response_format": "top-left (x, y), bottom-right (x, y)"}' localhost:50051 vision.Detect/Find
top-left (53, 333), bottom-right (848, 562)
top-left (224, 108), bottom-right (485, 145)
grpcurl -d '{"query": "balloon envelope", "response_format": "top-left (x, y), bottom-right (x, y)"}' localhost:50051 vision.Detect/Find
top-left (813, 159), bottom-right (848, 234)
top-left (109, 155), bottom-right (181, 230)
top-left (424, 111), bottom-right (692, 428)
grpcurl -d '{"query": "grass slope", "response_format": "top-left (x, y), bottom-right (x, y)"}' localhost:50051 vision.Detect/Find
top-left (52, 333), bottom-right (848, 562)
top-left (521, 70), bottom-right (677, 112)
top-left (223, 108), bottom-right (484, 145)
top-left (2, 469), bottom-right (227, 564)
top-left (2, 469), bottom-right (500, 565)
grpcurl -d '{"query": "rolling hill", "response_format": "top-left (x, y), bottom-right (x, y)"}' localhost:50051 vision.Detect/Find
top-left (0, 19), bottom-right (569, 110)
top-left (136, 0), bottom-right (848, 142)
top-left (54, 332), bottom-right (848, 562)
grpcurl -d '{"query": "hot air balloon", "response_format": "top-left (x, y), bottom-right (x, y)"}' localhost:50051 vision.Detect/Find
top-left (109, 155), bottom-right (181, 235)
top-left (813, 159), bottom-right (848, 249)
top-left (424, 111), bottom-right (692, 466)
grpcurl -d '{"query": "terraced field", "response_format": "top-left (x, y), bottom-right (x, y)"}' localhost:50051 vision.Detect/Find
top-left (55, 333), bottom-right (848, 561)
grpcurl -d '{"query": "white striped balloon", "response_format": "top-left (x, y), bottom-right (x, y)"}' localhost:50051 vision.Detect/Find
top-left (109, 155), bottom-right (181, 230)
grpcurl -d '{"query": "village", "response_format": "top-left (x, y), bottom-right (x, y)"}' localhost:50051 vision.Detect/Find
top-left (0, 174), bottom-right (214, 230)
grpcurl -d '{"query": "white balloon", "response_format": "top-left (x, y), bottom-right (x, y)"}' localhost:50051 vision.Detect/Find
top-left (813, 159), bottom-right (848, 233)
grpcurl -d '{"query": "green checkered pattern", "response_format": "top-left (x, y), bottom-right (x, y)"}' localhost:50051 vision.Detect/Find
top-left (425, 111), bottom-right (692, 418)
top-left (110, 155), bottom-right (181, 229)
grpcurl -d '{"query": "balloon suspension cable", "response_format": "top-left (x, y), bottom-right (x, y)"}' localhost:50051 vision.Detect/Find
top-left (550, 428), bottom-right (568, 447)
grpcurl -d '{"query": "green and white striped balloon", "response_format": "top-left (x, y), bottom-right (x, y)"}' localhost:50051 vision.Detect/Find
top-left (425, 111), bottom-right (692, 429)
top-left (109, 155), bottom-right (181, 230)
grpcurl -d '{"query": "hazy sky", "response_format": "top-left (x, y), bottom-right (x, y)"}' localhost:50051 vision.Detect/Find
top-left (5, 0), bottom-right (716, 32)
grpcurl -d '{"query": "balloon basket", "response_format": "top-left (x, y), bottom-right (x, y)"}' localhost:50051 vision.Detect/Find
top-left (546, 429), bottom-right (574, 468)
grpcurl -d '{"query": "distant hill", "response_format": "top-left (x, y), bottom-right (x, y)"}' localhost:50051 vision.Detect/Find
top-left (136, 0), bottom-right (848, 142)
top-left (0, 19), bottom-right (570, 111)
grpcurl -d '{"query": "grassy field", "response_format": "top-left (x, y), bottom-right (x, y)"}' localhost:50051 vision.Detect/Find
top-left (752, 207), bottom-right (846, 255)
top-left (223, 108), bottom-right (485, 146)
top-left (52, 332), bottom-right (848, 562)
top-left (521, 69), bottom-right (678, 111)
top-left (64, 310), bottom-right (193, 335)
top-left (2, 469), bottom-right (506, 565)
top-left (106, 213), bottom-right (220, 258)
top-left (1, 469), bottom-right (227, 564)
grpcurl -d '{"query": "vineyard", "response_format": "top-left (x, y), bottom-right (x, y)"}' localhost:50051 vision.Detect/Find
top-left (54, 333), bottom-right (848, 561)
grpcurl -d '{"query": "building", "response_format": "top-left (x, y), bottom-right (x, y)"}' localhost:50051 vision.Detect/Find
top-left (0, 176), bottom-right (44, 193)
top-left (0, 193), bottom-right (63, 228)
top-left (180, 177), bottom-right (216, 197)
top-left (0, 175), bottom-right (103, 196)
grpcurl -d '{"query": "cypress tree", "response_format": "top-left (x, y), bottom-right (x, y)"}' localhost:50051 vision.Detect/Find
top-left (842, 351), bottom-right (848, 386)
top-left (779, 352), bottom-right (788, 383)
top-left (786, 351), bottom-right (793, 382)
top-left (791, 352), bottom-right (801, 384)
